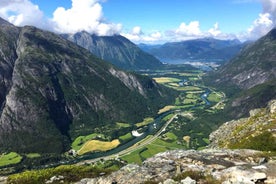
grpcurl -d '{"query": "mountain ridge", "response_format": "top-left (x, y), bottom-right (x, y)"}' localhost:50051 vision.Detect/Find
top-left (0, 18), bottom-right (176, 153)
top-left (62, 31), bottom-right (163, 70)
top-left (204, 28), bottom-right (276, 118)
top-left (139, 37), bottom-right (244, 63)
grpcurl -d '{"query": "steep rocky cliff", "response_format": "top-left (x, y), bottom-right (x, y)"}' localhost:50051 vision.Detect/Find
top-left (204, 29), bottom-right (276, 118)
top-left (212, 29), bottom-right (276, 90)
top-left (62, 31), bottom-right (163, 70)
top-left (0, 18), bottom-right (176, 153)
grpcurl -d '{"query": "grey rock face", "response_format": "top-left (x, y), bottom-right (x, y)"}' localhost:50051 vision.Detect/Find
top-left (205, 28), bottom-right (276, 118)
top-left (0, 19), bottom-right (175, 153)
top-left (75, 149), bottom-right (276, 184)
top-left (213, 28), bottom-right (276, 90)
top-left (180, 177), bottom-right (196, 184)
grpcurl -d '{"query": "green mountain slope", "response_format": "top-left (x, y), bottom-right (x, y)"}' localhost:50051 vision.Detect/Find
top-left (205, 29), bottom-right (276, 118)
top-left (62, 31), bottom-right (163, 70)
top-left (0, 18), bottom-right (176, 153)
top-left (209, 99), bottom-right (276, 151)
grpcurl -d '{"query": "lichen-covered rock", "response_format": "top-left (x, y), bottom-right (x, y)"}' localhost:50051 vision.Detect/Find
top-left (75, 149), bottom-right (276, 184)
top-left (180, 177), bottom-right (196, 184)
top-left (269, 100), bottom-right (276, 114)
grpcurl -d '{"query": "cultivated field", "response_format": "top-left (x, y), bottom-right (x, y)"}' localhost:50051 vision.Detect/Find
top-left (78, 139), bottom-right (120, 155)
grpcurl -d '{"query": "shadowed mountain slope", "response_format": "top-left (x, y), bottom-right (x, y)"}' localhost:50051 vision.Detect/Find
top-left (62, 31), bottom-right (163, 70)
top-left (0, 18), bottom-right (176, 153)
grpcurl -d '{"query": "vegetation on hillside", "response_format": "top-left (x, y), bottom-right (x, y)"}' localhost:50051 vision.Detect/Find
top-left (7, 160), bottom-right (124, 184)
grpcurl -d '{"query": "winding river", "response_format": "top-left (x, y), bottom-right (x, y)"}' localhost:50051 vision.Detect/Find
top-left (33, 88), bottom-right (211, 169)
top-left (71, 89), bottom-right (211, 164)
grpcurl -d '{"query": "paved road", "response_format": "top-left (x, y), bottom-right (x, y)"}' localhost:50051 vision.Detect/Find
top-left (77, 114), bottom-right (177, 165)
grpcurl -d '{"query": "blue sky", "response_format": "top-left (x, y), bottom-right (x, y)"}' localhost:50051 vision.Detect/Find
top-left (103, 0), bottom-right (261, 32)
top-left (0, 0), bottom-right (275, 43)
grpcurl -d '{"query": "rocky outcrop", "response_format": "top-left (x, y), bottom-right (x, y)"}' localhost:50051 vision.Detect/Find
top-left (76, 149), bottom-right (276, 184)
top-left (209, 99), bottom-right (276, 150)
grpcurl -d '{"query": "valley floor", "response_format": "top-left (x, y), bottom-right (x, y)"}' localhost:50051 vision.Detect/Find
top-left (1, 65), bottom-right (276, 184)
top-left (0, 65), bottom-right (227, 172)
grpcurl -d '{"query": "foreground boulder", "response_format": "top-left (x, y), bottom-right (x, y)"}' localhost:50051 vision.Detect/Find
top-left (76, 149), bottom-right (276, 184)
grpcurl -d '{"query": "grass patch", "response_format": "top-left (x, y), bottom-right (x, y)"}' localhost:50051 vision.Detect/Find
top-left (0, 152), bottom-right (22, 167)
top-left (151, 138), bottom-right (184, 149)
top-left (207, 92), bottom-right (222, 103)
top-left (179, 72), bottom-right (200, 77)
top-left (229, 131), bottom-right (276, 151)
top-left (202, 138), bottom-right (210, 144)
top-left (121, 148), bottom-right (144, 164)
top-left (183, 98), bottom-right (197, 104)
top-left (158, 105), bottom-right (175, 114)
top-left (164, 132), bottom-right (178, 140)
top-left (78, 139), bottom-right (120, 155)
top-left (153, 77), bottom-right (181, 83)
top-left (167, 83), bottom-right (180, 87)
top-left (119, 133), bottom-right (133, 142)
top-left (116, 122), bottom-right (131, 128)
top-left (176, 86), bottom-right (202, 91)
top-left (135, 117), bottom-right (154, 127)
top-left (25, 153), bottom-right (41, 159)
top-left (140, 145), bottom-right (167, 159)
top-left (7, 161), bottom-right (122, 184)
top-left (71, 133), bottom-right (105, 151)
top-left (162, 114), bottom-right (175, 121)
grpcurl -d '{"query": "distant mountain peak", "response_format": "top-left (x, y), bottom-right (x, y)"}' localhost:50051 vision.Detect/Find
top-left (141, 37), bottom-right (244, 63)
top-left (0, 20), bottom-right (175, 153)
top-left (62, 32), bottom-right (163, 70)
top-left (265, 28), bottom-right (276, 40)
top-left (0, 17), bottom-right (14, 26)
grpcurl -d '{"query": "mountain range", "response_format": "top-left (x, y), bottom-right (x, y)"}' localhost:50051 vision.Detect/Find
top-left (0, 18), bottom-right (176, 153)
top-left (205, 28), bottom-right (276, 118)
top-left (139, 38), bottom-right (245, 64)
top-left (0, 14), bottom-right (275, 167)
top-left (62, 31), bottom-right (163, 70)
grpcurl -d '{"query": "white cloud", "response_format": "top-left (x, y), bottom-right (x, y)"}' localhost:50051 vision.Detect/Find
top-left (122, 26), bottom-right (163, 43)
top-left (175, 21), bottom-right (202, 37)
top-left (245, 13), bottom-right (273, 39)
top-left (0, 0), bottom-right (47, 28)
top-left (261, 0), bottom-right (276, 24)
top-left (132, 26), bottom-right (143, 35)
top-left (52, 0), bottom-right (122, 35)
top-left (240, 0), bottom-right (276, 40)
top-left (121, 26), bottom-right (143, 42)
top-left (208, 22), bottom-right (222, 36)
top-left (164, 21), bottom-right (236, 42)
top-left (143, 32), bottom-right (162, 42)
